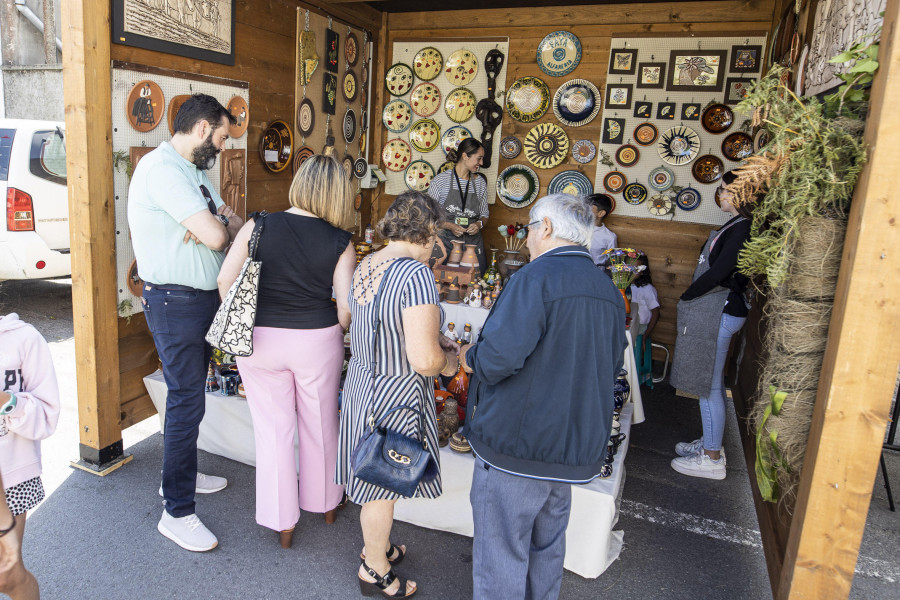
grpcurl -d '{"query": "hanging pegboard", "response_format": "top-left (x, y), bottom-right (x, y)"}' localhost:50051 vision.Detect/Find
top-left (593, 33), bottom-right (767, 227)
top-left (112, 63), bottom-right (249, 318)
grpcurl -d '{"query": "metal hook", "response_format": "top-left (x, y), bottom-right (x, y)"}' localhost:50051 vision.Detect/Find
top-left (643, 94), bottom-right (647, 101)
top-left (698, 40), bottom-right (702, 51)
top-left (619, 77), bottom-right (623, 83)
top-left (651, 54), bottom-right (655, 61)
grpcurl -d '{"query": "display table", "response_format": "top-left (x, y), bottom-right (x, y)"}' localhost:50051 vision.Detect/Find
top-left (394, 403), bottom-right (633, 579)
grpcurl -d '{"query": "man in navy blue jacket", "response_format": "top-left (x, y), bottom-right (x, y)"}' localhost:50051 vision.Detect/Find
top-left (460, 193), bottom-right (626, 600)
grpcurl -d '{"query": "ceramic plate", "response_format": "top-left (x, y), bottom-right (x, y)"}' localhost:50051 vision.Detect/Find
top-left (615, 144), bottom-right (640, 168)
top-left (444, 87), bottom-right (476, 123)
top-left (382, 138), bottom-right (412, 172)
top-left (297, 98), bottom-right (315, 137)
top-left (259, 119), bottom-right (293, 173)
top-left (648, 165), bottom-right (675, 191)
top-left (692, 154), bottom-right (725, 184)
top-left (292, 146), bottom-right (314, 175)
top-left (648, 193), bottom-right (674, 216)
top-left (506, 76), bottom-right (551, 123)
top-left (126, 79), bottom-right (165, 133)
top-left (226, 96), bottom-right (249, 138)
top-left (408, 118), bottom-right (441, 153)
top-left (499, 136), bottom-right (522, 159)
top-left (444, 49), bottom-right (479, 86)
top-left (657, 126), bottom-right (700, 166)
top-left (414, 47), bottom-right (443, 81)
top-left (385, 63), bottom-right (414, 96)
top-left (405, 160), bottom-right (436, 191)
top-left (343, 109), bottom-right (357, 143)
top-left (343, 71), bottom-right (358, 102)
top-left (721, 132), bottom-right (754, 161)
top-left (353, 157), bottom-right (369, 178)
top-left (701, 103), bottom-right (734, 134)
top-left (524, 122), bottom-right (570, 169)
top-left (382, 99), bottom-right (412, 134)
top-left (441, 125), bottom-right (472, 155)
top-left (633, 122), bottom-right (659, 146)
top-left (537, 31), bottom-right (582, 77)
top-left (548, 170), bottom-right (593, 197)
top-left (675, 187), bottom-right (702, 210)
top-left (497, 164), bottom-right (540, 208)
top-left (572, 139), bottom-right (596, 163)
top-left (552, 78), bottom-right (601, 127)
top-left (410, 82), bottom-right (441, 117)
top-left (167, 94), bottom-right (191, 136)
top-left (437, 160), bottom-right (455, 174)
top-left (753, 128), bottom-right (770, 152)
top-left (623, 182), bottom-right (648, 205)
top-left (342, 155), bottom-right (355, 180)
top-left (345, 33), bottom-right (359, 67)
top-left (603, 171), bottom-right (627, 193)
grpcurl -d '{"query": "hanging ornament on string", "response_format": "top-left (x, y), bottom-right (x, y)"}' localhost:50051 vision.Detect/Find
top-left (298, 10), bottom-right (318, 86)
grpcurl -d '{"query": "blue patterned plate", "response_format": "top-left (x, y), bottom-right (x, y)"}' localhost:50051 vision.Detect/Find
top-left (537, 31), bottom-right (582, 77)
top-left (675, 187), bottom-right (702, 210)
top-left (552, 79), bottom-right (601, 127)
top-left (441, 125), bottom-right (473, 155)
top-left (548, 170), bottom-right (593, 197)
top-left (497, 164), bottom-right (540, 208)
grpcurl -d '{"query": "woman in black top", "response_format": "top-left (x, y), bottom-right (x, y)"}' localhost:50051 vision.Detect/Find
top-left (670, 171), bottom-right (754, 481)
top-left (217, 155), bottom-right (356, 547)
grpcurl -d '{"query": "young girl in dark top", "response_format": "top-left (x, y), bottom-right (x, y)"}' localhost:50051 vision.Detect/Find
top-left (670, 171), bottom-right (754, 480)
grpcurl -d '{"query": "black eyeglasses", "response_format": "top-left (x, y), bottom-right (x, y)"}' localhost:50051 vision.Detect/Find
top-left (199, 184), bottom-right (217, 215)
top-left (524, 219), bottom-right (542, 233)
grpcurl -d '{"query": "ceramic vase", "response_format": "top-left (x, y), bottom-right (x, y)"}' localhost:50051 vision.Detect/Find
top-left (447, 240), bottom-right (465, 266)
top-left (502, 250), bottom-right (525, 277)
top-left (460, 244), bottom-right (479, 269)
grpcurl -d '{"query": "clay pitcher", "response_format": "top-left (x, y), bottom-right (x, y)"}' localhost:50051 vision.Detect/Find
top-left (460, 244), bottom-right (479, 269)
top-left (447, 239), bottom-right (465, 266)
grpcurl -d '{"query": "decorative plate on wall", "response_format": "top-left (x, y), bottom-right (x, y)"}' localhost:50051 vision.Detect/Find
top-left (623, 182), bottom-right (648, 205)
top-left (499, 136), bottom-right (522, 159)
top-left (292, 146), bottom-right (314, 174)
top-left (675, 187), bottom-right (702, 210)
top-left (405, 159), bottom-right (436, 192)
top-left (414, 47), bottom-right (443, 81)
top-left (385, 63), bottom-right (414, 96)
top-left (126, 79), bottom-right (165, 133)
top-left (226, 96), bottom-right (249, 138)
top-left (721, 132), bottom-right (754, 161)
top-left (408, 118), bottom-right (441, 153)
top-left (382, 138), bottom-right (412, 172)
top-left (615, 144), bottom-right (640, 168)
top-left (633, 122), bottom-right (659, 146)
top-left (441, 125), bottom-right (472, 155)
top-left (353, 157), bottom-right (369, 179)
top-left (701, 103), bottom-right (734, 134)
top-left (345, 33), bottom-right (359, 67)
top-left (754, 128), bottom-right (770, 152)
top-left (524, 123), bottom-right (570, 169)
top-left (444, 49), bottom-right (479, 86)
top-left (548, 170), bottom-right (593, 197)
top-left (410, 82), bottom-right (441, 117)
top-left (444, 87), bottom-right (477, 123)
top-left (657, 126), bottom-right (700, 166)
top-left (438, 160), bottom-right (455, 174)
top-left (497, 164), bottom-right (540, 208)
top-left (343, 109), bottom-right (357, 143)
top-left (648, 165), bottom-right (675, 191)
top-left (648, 193), bottom-right (674, 216)
top-left (691, 154), bottom-right (725, 184)
top-left (572, 139), bottom-right (596, 163)
top-left (167, 94), bottom-right (191, 135)
top-left (342, 154), bottom-right (355, 180)
top-left (536, 31), bottom-right (582, 77)
top-left (297, 98), bottom-right (315, 137)
top-left (343, 71), bottom-right (358, 103)
top-left (259, 119), bottom-right (293, 173)
top-left (603, 171), bottom-right (627, 193)
top-left (382, 99), bottom-right (412, 134)
top-left (552, 79), bottom-right (601, 127)
top-left (506, 76), bottom-right (551, 123)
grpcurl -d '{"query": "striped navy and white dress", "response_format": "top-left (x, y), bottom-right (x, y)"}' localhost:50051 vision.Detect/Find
top-left (335, 256), bottom-right (443, 503)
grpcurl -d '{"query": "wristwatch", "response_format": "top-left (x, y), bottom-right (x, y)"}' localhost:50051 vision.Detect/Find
top-left (217, 214), bottom-right (230, 227)
top-left (1, 392), bottom-right (17, 415)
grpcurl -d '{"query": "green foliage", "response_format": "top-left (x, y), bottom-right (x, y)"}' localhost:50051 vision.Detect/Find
top-left (823, 25), bottom-right (881, 117)
top-left (112, 150), bottom-right (135, 180)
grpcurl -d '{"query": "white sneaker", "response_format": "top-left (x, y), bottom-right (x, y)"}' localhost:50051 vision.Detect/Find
top-left (674, 439), bottom-right (726, 461)
top-left (670, 453), bottom-right (727, 480)
top-left (157, 510), bottom-right (218, 552)
top-left (159, 472), bottom-right (228, 497)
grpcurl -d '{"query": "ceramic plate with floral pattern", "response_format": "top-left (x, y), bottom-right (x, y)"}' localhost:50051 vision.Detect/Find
top-left (691, 154), bottom-right (725, 184)
top-left (385, 63), bottom-right (414, 96)
top-left (524, 122), bottom-right (570, 170)
top-left (408, 118), bottom-right (441, 153)
top-left (382, 99), bottom-right (412, 134)
top-left (506, 76), bottom-right (551, 123)
top-left (405, 159), bottom-right (436, 191)
top-left (701, 103), bottom-right (734, 134)
top-left (444, 49), bottom-right (479, 86)
top-left (409, 82), bottom-right (441, 117)
top-left (721, 132), bottom-right (754, 161)
top-left (657, 126), bottom-right (700, 166)
top-left (382, 138), bottom-right (412, 172)
top-left (414, 47), bottom-right (443, 81)
top-left (444, 87), bottom-right (477, 123)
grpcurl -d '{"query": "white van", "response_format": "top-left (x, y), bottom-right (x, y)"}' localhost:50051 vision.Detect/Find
top-left (0, 119), bottom-right (70, 280)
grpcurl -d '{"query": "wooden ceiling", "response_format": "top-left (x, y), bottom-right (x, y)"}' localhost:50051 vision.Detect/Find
top-left (331, 0), bottom-right (718, 13)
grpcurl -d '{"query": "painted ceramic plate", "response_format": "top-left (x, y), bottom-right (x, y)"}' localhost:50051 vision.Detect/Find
top-left (648, 165), bottom-right (675, 191)
top-left (297, 98), bottom-right (315, 137)
top-left (353, 157), bottom-right (369, 178)
top-left (126, 79), bottom-right (165, 133)
top-left (754, 128), bottom-right (770, 152)
top-left (497, 164), bottom-right (540, 208)
top-left (354, 192), bottom-right (363, 211)
top-left (721, 132), bottom-right (754, 161)
top-left (226, 96), bottom-right (249, 138)
top-left (444, 87), bottom-right (476, 123)
top-left (444, 49), bottom-right (478, 86)
top-left (342, 155), bottom-right (355, 180)
top-left (692, 154), bottom-right (725, 184)
top-left (385, 63), bottom-right (414, 96)
top-left (167, 94), bottom-right (191, 136)
top-left (441, 125), bottom-right (472, 155)
top-left (437, 160), bottom-right (455, 174)
top-left (343, 109), bottom-right (357, 143)
top-left (657, 126), bottom-right (700, 166)
top-left (623, 182), bottom-right (648, 205)
top-left (506, 76), bottom-right (551, 123)
top-left (410, 82), bottom-right (441, 117)
top-left (552, 79), bottom-right (601, 127)
top-left (548, 170), bottom-right (593, 197)
top-left (701, 103), bottom-right (734, 134)
top-left (292, 146), bottom-right (314, 174)
top-left (572, 139), bottom-right (596, 163)
top-left (259, 119), bottom-right (293, 173)
top-left (408, 118), bottom-right (441, 153)
top-left (499, 136), bottom-right (522, 159)
top-left (633, 122), bottom-right (659, 146)
top-left (404, 159), bottom-right (436, 192)
top-left (382, 138), bottom-right (412, 172)
top-left (537, 31), bottom-right (582, 77)
top-left (382, 99), bottom-right (412, 134)
top-left (524, 122), bottom-right (570, 169)
top-left (343, 71), bottom-right (358, 102)
top-left (675, 187), bottom-right (702, 210)
top-left (345, 32), bottom-right (359, 67)
top-left (603, 171), bottom-right (627, 194)
top-left (648, 193), bottom-right (674, 216)
top-left (615, 144), bottom-right (640, 168)
top-left (414, 47), bottom-right (443, 81)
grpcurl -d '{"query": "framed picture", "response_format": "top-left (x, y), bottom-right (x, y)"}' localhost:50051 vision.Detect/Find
top-left (724, 77), bottom-right (754, 104)
top-left (730, 45), bottom-right (762, 73)
top-left (656, 102), bottom-right (676, 120)
top-left (666, 49), bottom-right (727, 92)
top-left (681, 103), bottom-right (701, 120)
top-left (602, 118), bottom-right (626, 145)
top-left (636, 62), bottom-right (666, 89)
top-left (326, 29), bottom-right (340, 73)
top-left (608, 48), bottom-right (638, 75)
top-left (323, 73), bottom-right (337, 115)
top-left (111, 0), bottom-right (235, 66)
top-left (604, 83), bottom-right (633, 110)
top-left (633, 101), bottom-right (652, 119)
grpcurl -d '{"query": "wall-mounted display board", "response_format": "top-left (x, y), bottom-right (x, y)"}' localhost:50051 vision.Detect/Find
top-left (593, 34), bottom-right (766, 226)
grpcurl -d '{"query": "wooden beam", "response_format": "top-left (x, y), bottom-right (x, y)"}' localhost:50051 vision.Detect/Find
top-left (61, 0), bottom-right (128, 472)
top-left (299, 0), bottom-right (383, 33)
top-left (777, 2), bottom-right (900, 598)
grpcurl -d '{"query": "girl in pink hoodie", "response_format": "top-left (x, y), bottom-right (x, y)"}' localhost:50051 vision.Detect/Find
top-left (0, 313), bottom-right (60, 599)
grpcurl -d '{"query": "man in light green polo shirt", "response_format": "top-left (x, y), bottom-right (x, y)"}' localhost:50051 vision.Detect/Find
top-left (128, 94), bottom-right (243, 552)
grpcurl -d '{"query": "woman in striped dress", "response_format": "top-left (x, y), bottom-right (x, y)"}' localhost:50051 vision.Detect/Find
top-left (336, 191), bottom-right (460, 598)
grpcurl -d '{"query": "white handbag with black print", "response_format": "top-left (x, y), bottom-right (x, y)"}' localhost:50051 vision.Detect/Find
top-left (205, 212), bottom-right (268, 357)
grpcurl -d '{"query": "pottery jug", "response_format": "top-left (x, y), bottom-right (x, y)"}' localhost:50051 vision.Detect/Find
top-left (447, 240), bottom-right (465, 267)
top-left (502, 250), bottom-right (525, 278)
top-left (460, 244), bottom-right (479, 269)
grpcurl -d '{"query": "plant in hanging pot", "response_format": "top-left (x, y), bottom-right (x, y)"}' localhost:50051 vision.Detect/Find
top-left (601, 248), bottom-right (646, 323)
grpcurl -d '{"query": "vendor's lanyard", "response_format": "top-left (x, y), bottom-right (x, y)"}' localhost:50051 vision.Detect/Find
top-left (453, 169), bottom-right (472, 213)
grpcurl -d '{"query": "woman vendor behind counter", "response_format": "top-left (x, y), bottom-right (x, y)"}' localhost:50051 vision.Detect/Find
top-left (428, 138), bottom-right (489, 273)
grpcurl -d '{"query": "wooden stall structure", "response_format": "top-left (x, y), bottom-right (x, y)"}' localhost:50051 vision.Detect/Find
top-left (61, 0), bottom-right (899, 597)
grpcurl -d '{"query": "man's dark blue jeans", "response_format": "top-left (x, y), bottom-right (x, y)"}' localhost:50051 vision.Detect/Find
top-left (142, 285), bottom-right (219, 518)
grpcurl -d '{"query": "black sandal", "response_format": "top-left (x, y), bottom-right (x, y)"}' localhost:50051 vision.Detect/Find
top-left (358, 560), bottom-right (417, 598)
top-left (360, 543), bottom-right (406, 566)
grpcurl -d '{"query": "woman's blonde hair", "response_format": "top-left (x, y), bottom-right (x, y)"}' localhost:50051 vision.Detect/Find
top-left (288, 154), bottom-right (354, 229)
top-left (377, 191), bottom-right (444, 245)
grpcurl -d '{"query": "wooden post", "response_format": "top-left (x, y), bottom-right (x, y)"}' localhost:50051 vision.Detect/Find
top-left (61, 0), bottom-right (130, 475)
top-left (777, 2), bottom-right (900, 597)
